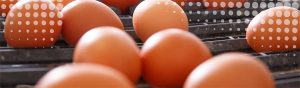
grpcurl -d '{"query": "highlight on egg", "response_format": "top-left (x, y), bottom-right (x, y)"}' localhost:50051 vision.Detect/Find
top-left (246, 6), bottom-right (300, 52)
top-left (141, 29), bottom-right (212, 88)
top-left (184, 53), bottom-right (275, 88)
top-left (133, 0), bottom-right (188, 42)
top-left (35, 64), bottom-right (134, 88)
top-left (4, 0), bottom-right (62, 48)
top-left (61, 0), bottom-right (124, 46)
top-left (73, 27), bottom-right (141, 83)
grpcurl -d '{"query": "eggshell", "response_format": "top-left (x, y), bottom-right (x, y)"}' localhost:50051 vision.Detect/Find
top-left (0, 0), bottom-right (72, 17)
top-left (62, 0), bottom-right (124, 46)
top-left (4, 0), bottom-right (62, 48)
top-left (141, 29), bottom-right (212, 88)
top-left (246, 6), bottom-right (300, 52)
top-left (36, 64), bottom-right (134, 88)
top-left (0, 0), bottom-right (19, 17)
top-left (101, 0), bottom-right (140, 14)
top-left (202, 0), bottom-right (246, 10)
top-left (133, 0), bottom-right (188, 42)
top-left (73, 27), bottom-right (141, 83)
top-left (184, 53), bottom-right (275, 88)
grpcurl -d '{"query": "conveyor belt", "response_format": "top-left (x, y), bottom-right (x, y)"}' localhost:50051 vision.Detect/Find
top-left (1, 0), bottom-right (300, 88)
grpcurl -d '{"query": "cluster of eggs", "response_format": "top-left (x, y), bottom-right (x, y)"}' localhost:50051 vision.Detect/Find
top-left (1, 0), bottom-right (298, 88)
top-left (38, 0), bottom-right (278, 88)
top-left (1, 0), bottom-right (254, 17)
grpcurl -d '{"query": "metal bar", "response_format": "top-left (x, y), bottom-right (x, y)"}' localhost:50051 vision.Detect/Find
top-left (0, 48), bottom-right (73, 64)
top-left (258, 51), bottom-right (300, 71)
top-left (0, 17), bottom-right (4, 29)
top-left (189, 21), bottom-right (248, 38)
top-left (0, 38), bottom-right (249, 64)
top-left (205, 38), bottom-right (251, 54)
top-left (0, 19), bottom-right (250, 44)
top-left (120, 15), bottom-right (133, 27)
top-left (0, 64), bottom-right (299, 87)
top-left (0, 45), bottom-right (299, 70)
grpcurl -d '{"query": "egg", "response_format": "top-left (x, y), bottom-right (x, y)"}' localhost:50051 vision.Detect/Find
top-left (0, 0), bottom-right (72, 17)
top-left (133, 0), bottom-right (188, 42)
top-left (0, 0), bottom-right (18, 17)
top-left (246, 6), bottom-right (300, 52)
top-left (62, 0), bottom-right (124, 46)
top-left (4, 0), bottom-right (62, 48)
top-left (101, 0), bottom-right (140, 14)
top-left (184, 53), bottom-right (275, 88)
top-left (73, 27), bottom-right (141, 83)
top-left (36, 64), bottom-right (134, 88)
top-left (141, 29), bottom-right (212, 88)
top-left (202, 0), bottom-right (246, 10)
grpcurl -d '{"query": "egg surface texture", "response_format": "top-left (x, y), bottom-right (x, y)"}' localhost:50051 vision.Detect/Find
top-left (141, 29), bottom-right (212, 88)
top-left (101, 0), bottom-right (139, 14)
top-left (133, 0), bottom-right (188, 42)
top-left (4, 0), bottom-right (62, 48)
top-left (0, 0), bottom-right (72, 17)
top-left (36, 64), bottom-right (134, 88)
top-left (73, 27), bottom-right (141, 83)
top-left (184, 53), bottom-right (275, 88)
top-left (62, 0), bottom-right (124, 46)
top-left (246, 6), bottom-right (300, 52)
top-left (0, 0), bottom-right (19, 17)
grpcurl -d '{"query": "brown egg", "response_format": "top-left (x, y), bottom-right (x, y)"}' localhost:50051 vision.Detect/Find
top-left (73, 27), bottom-right (141, 83)
top-left (36, 64), bottom-right (134, 88)
top-left (202, 0), bottom-right (246, 10)
top-left (4, 0), bottom-right (62, 48)
top-left (133, 0), bottom-right (188, 42)
top-left (0, 0), bottom-right (19, 17)
top-left (184, 53), bottom-right (275, 88)
top-left (0, 0), bottom-right (72, 17)
top-left (141, 29), bottom-right (212, 88)
top-left (62, 0), bottom-right (124, 46)
top-left (246, 6), bottom-right (300, 52)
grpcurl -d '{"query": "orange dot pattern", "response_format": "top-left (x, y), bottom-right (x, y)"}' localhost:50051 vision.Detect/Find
top-left (1, 0), bottom-right (72, 17)
top-left (4, 0), bottom-right (62, 48)
top-left (0, 0), bottom-right (19, 17)
top-left (246, 6), bottom-right (300, 52)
